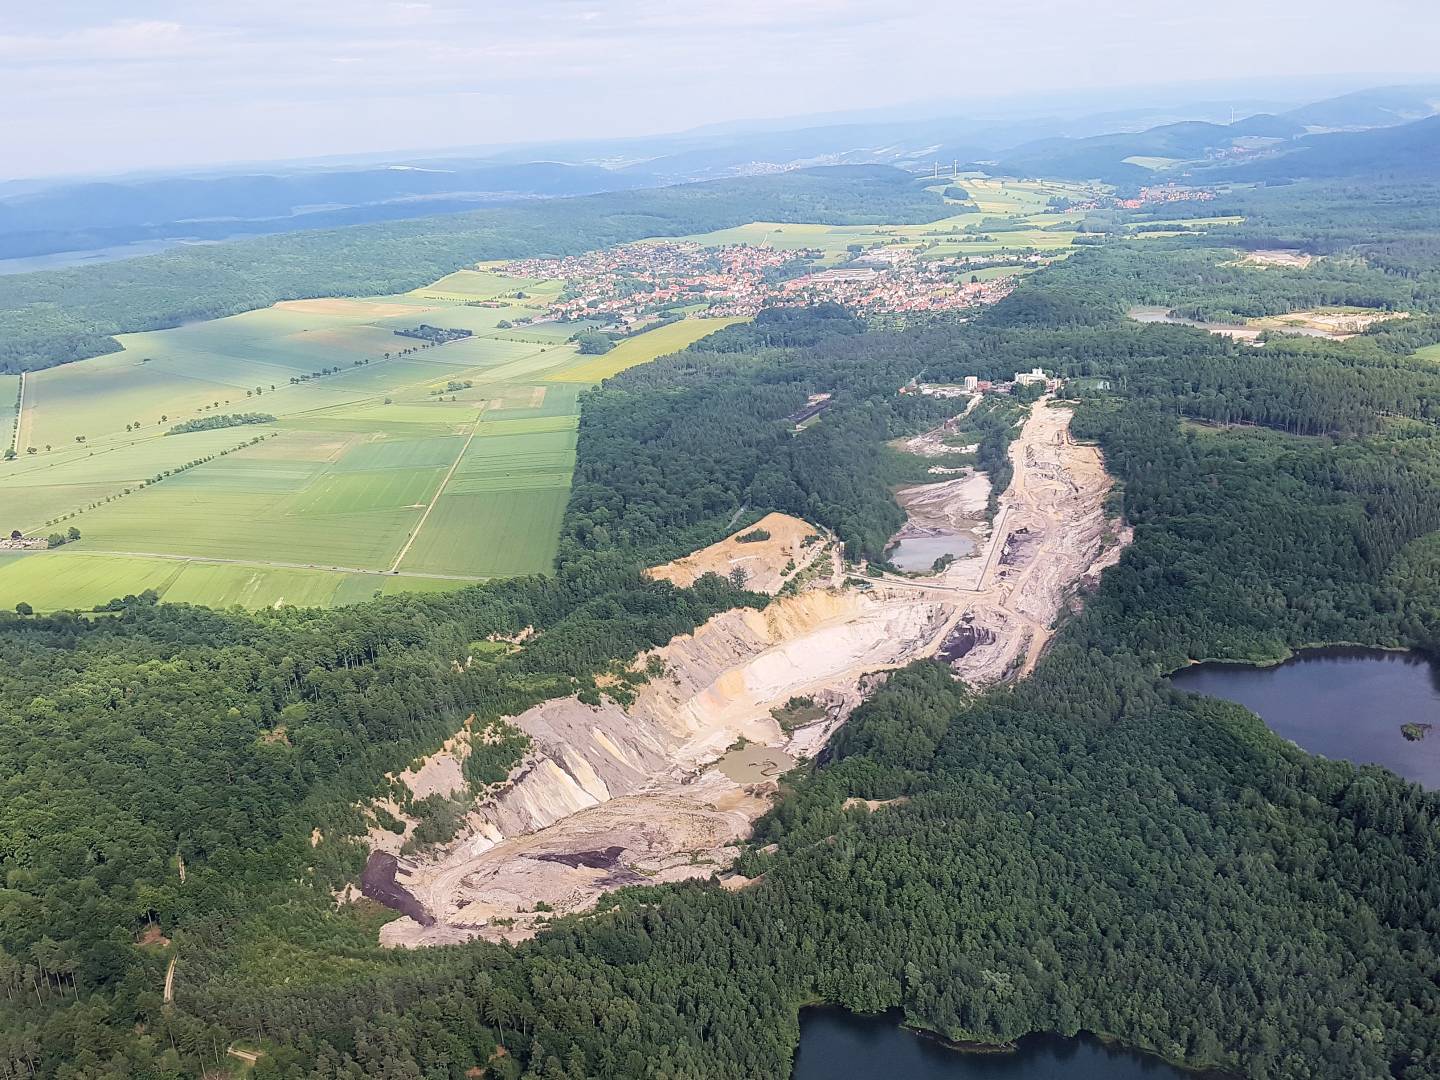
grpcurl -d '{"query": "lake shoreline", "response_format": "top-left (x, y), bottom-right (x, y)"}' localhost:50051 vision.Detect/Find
top-left (793, 1006), bottom-right (1237, 1078)
top-left (1169, 645), bottom-right (1440, 790)
top-left (1169, 640), bottom-right (1413, 675)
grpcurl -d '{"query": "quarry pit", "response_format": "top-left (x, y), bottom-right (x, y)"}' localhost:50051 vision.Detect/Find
top-left (363, 397), bottom-right (1128, 944)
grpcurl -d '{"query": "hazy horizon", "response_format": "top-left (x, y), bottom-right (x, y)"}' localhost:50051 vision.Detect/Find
top-left (7, 1), bottom-right (1440, 179)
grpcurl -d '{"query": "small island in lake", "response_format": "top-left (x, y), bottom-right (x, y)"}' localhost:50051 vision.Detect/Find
top-left (1401, 722), bottom-right (1434, 742)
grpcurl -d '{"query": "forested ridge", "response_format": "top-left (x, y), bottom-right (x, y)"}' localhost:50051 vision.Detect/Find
top-left (5, 179), bottom-right (1440, 1078)
top-left (0, 167), bottom-right (947, 375)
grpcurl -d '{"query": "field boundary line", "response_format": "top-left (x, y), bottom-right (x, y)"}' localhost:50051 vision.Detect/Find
top-left (389, 405), bottom-right (486, 573)
top-left (41, 549), bottom-right (488, 582)
top-left (11, 372), bottom-right (25, 453)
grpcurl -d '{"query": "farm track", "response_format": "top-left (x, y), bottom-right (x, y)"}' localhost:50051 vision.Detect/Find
top-left (9, 372), bottom-right (23, 453)
top-left (46, 548), bottom-right (489, 581)
top-left (389, 405), bottom-right (487, 573)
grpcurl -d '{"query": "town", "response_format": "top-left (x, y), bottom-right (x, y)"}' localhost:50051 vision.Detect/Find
top-left (500, 239), bottom-right (1031, 332)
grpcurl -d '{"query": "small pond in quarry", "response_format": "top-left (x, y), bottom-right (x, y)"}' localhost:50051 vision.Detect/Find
top-left (716, 744), bottom-right (795, 783)
top-left (793, 1010), bottom-right (1214, 1079)
top-left (1169, 647), bottom-right (1440, 789)
top-left (887, 532), bottom-right (979, 572)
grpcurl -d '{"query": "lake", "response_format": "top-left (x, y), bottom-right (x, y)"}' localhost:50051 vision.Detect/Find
top-left (793, 1010), bottom-right (1209, 1079)
top-left (1170, 647), bottom-right (1440, 788)
top-left (1126, 305), bottom-right (1261, 342)
top-left (887, 532), bottom-right (977, 572)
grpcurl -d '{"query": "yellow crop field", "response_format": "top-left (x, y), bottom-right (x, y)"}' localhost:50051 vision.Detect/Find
top-left (544, 318), bottom-right (746, 383)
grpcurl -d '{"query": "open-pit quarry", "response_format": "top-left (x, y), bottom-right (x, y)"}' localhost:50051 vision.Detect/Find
top-left (362, 396), bottom-right (1128, 946)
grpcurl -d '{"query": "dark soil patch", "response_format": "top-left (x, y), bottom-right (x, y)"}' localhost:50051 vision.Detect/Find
top-left (361, 850), bottom-right (434, 926)
top-left (532, 846), bottom-right (626, 870)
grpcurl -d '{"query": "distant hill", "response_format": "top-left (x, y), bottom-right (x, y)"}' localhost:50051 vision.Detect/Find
top-left (992, 115), bottom-right (1306, 183)
top-left (1191, 115), bottom-right (1440, 182)
top-left (0, 161), bottom-right (657, 261)
top-left (8, 81), bottom-right (1438, 265)
top-left (1278, 84), bottom-right (1440, 130)
top-left (981, 84), bottom-right (1440, 183)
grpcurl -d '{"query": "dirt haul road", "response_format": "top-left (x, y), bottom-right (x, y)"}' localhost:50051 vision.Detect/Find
top-left (872, 398), bottom-right (1129, 680)
top-left (370, 397), bottom-right (1126, 946)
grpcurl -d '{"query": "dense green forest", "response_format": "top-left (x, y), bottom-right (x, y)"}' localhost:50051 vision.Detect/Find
top-left (0, 167), bottom-right (947, 374)
top-left (6, 177), bottom-right (1440, 1078)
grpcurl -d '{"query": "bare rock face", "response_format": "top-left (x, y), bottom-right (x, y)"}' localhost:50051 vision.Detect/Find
top-left (375, 589), bottom-right (957, 946)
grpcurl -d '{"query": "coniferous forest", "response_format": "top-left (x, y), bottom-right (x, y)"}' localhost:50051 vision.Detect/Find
top-left (5, 177), bottom-right (1440, 1078)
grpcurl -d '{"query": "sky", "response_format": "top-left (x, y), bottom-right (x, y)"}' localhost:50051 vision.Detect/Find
top-left (5, 0), bottom-right (1440, 178)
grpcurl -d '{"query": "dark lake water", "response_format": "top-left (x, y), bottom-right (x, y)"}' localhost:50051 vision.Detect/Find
top-left (793, 1011), bottom-right (1205, 1079)
top-left (1170, 647), bottom-right (1440, 788)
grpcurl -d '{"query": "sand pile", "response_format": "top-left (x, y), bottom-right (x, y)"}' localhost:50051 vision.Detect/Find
top-left (646, 512), bottom-right (826, 595)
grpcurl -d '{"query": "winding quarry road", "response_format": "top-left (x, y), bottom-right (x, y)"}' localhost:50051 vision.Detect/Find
top-left (874, 398), bottom-right (1124, 681)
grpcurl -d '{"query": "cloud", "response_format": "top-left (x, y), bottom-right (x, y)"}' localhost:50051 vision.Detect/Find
top-left (0, 18), bottom-right (200, 65)
top-left (5, 1), bottom-right (1439, 177)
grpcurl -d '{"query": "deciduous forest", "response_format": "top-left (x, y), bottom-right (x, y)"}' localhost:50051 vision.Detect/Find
top-left (4, 177), bottom-right (1440, 1079)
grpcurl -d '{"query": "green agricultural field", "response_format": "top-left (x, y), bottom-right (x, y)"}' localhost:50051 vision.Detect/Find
top-left (154, 561), bottom-right (354, 609)
top-left (5, 192), bottom-right (1091, 614)
top-left (959, 176), bottom-right (1098, 214)
top-left (0, 266), bottom-right (734, 612)
top-left (678, 221), bottom-right (878, 259)
top-left (1137, 217), bottom-right (1245, 229)
top-left (1122, 155), bottom-right (1185, 170)
top-left (0, 552), bottom-right (184, 611)
top-left (954, 265), bottom-right (1029, 282)
top-left (0, 549), bottom-right (474, 612)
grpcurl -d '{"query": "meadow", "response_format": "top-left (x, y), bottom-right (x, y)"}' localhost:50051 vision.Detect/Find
top-left (0, 267), bottom-right (735, 611)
